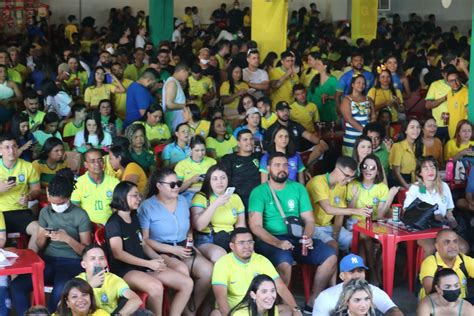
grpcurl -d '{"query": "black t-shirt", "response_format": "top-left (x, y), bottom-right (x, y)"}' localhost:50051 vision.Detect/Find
top-left (264, 120), bottom-right (310, 152)
top-left (202, 65), bottom-right (221, 86)
top-left (105, 212), bottom-right (147, 275)
top-left (221, 152), bottom-right (262, 208)
top-left (227, 9), bottom-right (243, 31)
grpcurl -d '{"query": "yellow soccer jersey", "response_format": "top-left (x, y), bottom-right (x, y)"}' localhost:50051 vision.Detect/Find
top-left (206, 136), bottom-right (238, 160)
top-left (261, 112), bottom-right (278, 130)
top-left (306, 173), bottom-right (347, 226)
top-left (175, 157), bottom-right (216, 189)
top-left (191, 193), bottom-right (244, 233)
top-left (0, 159), bottom-right (39, 211)
top-left (212, 253), bottom-right (280, 309)
top-left (425, 79), bottom-right (450, 127)
top-left (190, 120), bottom-right (211, 139)
top-left (188, 75), bottom-right (214, 111)
top-left (71, 173), bottom-right (119, 224)
top-left (289, 101), bottom-right (319, 132)
top-left (347, 181), bottom-right (388, 221)
top-left (77, 272), bottom-right (129, 314)
top-left (447, 86), bottom-right (468, 139)
top-left (270, 67), bottom-right (299, 108)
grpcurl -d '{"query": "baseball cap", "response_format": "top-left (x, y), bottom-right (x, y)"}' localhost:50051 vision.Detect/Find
top-left (246, 107), bottom-right (261, 117)
top-left (339, 254), bottom-right (368, 272)
top-left (275, 101), bottom-right (290, 111)
top-left (175, 19), bottom-right (184, 27)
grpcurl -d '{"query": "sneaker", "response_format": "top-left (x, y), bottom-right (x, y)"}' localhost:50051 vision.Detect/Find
top-left (303, 305), bottom-right (313, 315)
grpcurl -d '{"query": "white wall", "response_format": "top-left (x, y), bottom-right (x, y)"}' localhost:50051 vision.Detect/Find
top-left (43, 0), bottom-right (470, 33)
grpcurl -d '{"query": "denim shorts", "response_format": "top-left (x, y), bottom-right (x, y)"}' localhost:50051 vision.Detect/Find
top-left (255, 235), bottom-right (336, 267)
top-left (194, 232), bottom-right (214, 246)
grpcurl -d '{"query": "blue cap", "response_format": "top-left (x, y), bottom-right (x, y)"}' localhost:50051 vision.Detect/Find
top-left (339, 254), bottom-right (368, 272)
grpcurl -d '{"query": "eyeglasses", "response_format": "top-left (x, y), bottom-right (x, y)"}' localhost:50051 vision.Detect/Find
top-left (127, 193), bottom-right (142, 199)
top-left (361, 164), bottom-right (376, 171)
top-left (159, 181), bottom-right (183, 189)
top-left (338, 167), bottom-right (355, 180)
top-left (87, 157), bottom-right (104, 164)
top-left (233, 240), bottom-right (255, 246)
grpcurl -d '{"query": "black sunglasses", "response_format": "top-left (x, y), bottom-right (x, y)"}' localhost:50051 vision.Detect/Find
top-left (159, 181), bottom-right (183, 189)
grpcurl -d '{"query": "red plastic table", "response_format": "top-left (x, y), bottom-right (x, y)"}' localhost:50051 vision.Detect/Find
top-left (0, 248), bottom-right (45, 305)
top-left (351, 220), bottom-right (440, 297)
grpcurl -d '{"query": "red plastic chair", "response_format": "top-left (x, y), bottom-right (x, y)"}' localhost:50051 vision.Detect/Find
top-left (7, 232), bottom-right (28, 248)
top-left (291, 264), bottom-right (315, 303)
top-left (390, 122), bottom-right (402, 140)
top-left (94, 226), bottom-right (106, 246)
top-left (397, 187), bottom-right (408, 206)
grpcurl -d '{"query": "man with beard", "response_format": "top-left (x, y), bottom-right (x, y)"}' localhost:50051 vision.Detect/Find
top-left (124, 68), bottom-right (158, 128)
top-left (211, 227), bottom-right (302, 316)
top-left (335, 51), bottom-right (374, 111)
top-left (22, 89), bottom-right (44, 131)
top-left (248, 152), bottom-right (337, 314)
top-left (124, 48), bottom-right (147, 81)
top-left (110, 62), bottom-right (133, 120)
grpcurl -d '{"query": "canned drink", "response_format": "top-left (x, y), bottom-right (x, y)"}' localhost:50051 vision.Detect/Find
top-left (185, 237), bottom-right (194, 249)
top-left (392, 204), bottom-right (402, 222)
top-left (301, 235), bottom-right (308, 256)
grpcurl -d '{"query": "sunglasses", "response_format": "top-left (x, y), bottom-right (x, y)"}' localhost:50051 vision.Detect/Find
top-left (361, 164), bottom-right (377, 171)
top-left (159, 181), bottom-right (183, 189)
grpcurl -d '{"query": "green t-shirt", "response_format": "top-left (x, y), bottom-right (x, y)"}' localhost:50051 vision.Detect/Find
top-left (374, 143), bottom-right (389, 177)
top-left (248, 181), bottom-right (313, 235)
top-left (307, 75), bottom-right (338, 122)
top-left (38, 204), bottom-right (91, 259)
top-left (131, 150), bottom-right (155, 173)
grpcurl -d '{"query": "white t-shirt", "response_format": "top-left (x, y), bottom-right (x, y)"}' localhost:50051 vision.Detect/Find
top-left (243, 68), bottom-right (269, 85)
top-left (135, 35), bottom-right (146, 48)
top-left (45, 91), bottom-right (72, 118)
top-left (74, 130), bottom-right (112, 149)
top-left (312, 282), bottom-right (396, 316)
top-left (403, 182), bottom-right (454, 217)
top-left (172, 30), bottom-right (181, 44)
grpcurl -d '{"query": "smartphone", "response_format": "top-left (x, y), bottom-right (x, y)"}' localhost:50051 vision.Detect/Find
top-left (225, 187), bottom-right (236, 195)
top-left (45, 227), bottom-right (56, 233)
top-left (7, 176), bottom-right (16, 183)
top-left (93, 266), bottom-right (103, 276)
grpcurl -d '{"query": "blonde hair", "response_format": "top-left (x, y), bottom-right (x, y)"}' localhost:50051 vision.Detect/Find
top-left (333, 279), bottom-right (376, 316)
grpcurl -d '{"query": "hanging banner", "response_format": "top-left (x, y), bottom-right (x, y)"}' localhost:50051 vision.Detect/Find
top-left (351, 0), bottom-right (378, 45)
top-left (149, 0), bottom-right (174, 46)
top-left (251, 0), bottom-right (288, 60)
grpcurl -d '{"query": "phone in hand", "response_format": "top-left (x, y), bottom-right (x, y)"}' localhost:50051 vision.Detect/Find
top-left (93, 266), bottom-right (104, 276)
top-left (7, 176), bottom-right (16, 183)
top-left (225, 187), bottom-right (236, 195)
top-left (45, 228), bottom-right (56, 233)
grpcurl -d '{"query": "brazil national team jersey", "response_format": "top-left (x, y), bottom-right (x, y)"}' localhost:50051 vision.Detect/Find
top-left (0, 158), bottom-right (39, 211)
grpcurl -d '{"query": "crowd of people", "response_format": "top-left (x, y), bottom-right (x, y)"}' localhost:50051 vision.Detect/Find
top-left (0, 1), bottom-right (473, 315)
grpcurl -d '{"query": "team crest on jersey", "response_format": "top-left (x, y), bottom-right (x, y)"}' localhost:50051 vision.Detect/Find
top-left (232, 208), bottom-right (237, 217)
top-left (106, 191), bottom-right (113, 197)
top-left (18, 174), bottom-right (25, 182)
top-left (101, 293), bottom-right (108, 303)
top-left (334, 196), bottom-right (341, 204)
top-left (253, 159), bottom-right (259, 168)
top-left (288, 199), bottom-right (295, 211)
top-left (373, 198), bottom-right (379, 205)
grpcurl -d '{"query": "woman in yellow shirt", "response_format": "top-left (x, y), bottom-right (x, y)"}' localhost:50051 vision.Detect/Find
top-left (56, 278), bottom-right (109, 316)
top-left (137, 103), bottom-right (171, 147)
top-left (389, 118), bottom-right (422, 188)
top-left (206, 117), bottom-right (238, 160)
top-left (84, 66), bottom-right (125, 108)
top-left (444, 119), bottom-right (474, 161)
top-left (230, 274), bottom-right (279, 316)
top-left (190, 165), bottom-right (245, 263)
top-left (65, 56), bottom-right (88, 96)
top-left (220, 64), bottom-right (249, 123)
top-left (367, 67), bottom-right (404, 122)
top-left (108, 145), bottom-right (148, 194)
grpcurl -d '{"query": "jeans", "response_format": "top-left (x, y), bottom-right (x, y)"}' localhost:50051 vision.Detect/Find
top-left (10, 256), bottom-right (83, 315)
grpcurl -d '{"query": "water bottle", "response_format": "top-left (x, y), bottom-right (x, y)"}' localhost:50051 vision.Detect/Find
top-left (445, 159), bottom-right (455, 182)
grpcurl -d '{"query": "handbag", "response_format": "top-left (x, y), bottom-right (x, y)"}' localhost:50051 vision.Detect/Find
top-left (401, 198), bottom-right (440, 230)
top-left (269, 184), bottom-right (304, 238)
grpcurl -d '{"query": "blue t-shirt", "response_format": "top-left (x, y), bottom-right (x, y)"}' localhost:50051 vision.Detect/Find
top-left (259, 153), bottom-right (305, 181)
top-left (138, 195), bottom-right (190, 243)
top-left (336, 69), bottom-right (374, 96)
top-left (161, 142), bottom-right (190, 166)
top-left (233, 125), bottom-right (265, 142)
top-left (466, 167), bottom-right (474, 194)
top-left (391, 73), bottom-right (404, 92)
top-left (124, 82), bottom-right (154, 127)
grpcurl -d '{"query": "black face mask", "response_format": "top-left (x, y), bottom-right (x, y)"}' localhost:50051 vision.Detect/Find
top-left (442, 288), bottom-right (461, 302)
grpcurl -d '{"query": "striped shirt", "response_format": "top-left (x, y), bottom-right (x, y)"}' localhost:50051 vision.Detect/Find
top-left (343, 97), bottom-right (370, 151)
